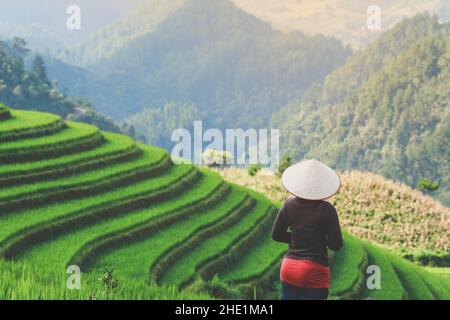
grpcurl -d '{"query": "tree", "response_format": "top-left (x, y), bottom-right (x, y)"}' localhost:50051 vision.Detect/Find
top-left (247, 163), bottom-right (262, 177)
top-left (12, 37), bottom-right (29, 58)
top-left (417, 178), bottom-right (439, 192)
top-left (277, 154), bottom-right (293, 176)
top-left (32, 54), bottom-right (49, 85)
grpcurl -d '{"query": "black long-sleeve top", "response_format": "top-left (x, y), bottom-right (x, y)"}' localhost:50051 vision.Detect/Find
top-left (272, 196), bottom-right (343, 266)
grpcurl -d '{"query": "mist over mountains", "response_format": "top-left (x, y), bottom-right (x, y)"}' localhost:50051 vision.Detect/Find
top-left (0, 0), bottom-right (448, 206)
top-left (273, 14), bottom-right (450, 205)
top-left (2, 0), bottom-right (448, 52)
top-left (232, 0), bottom-right (450, 49)
top-left (0, 0), bottom-right (146, 52)
top-left (46, 0), bottom-right (351, 129)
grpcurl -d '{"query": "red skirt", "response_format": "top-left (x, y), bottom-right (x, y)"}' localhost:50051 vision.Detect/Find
top-left (280, 257), bottom-right (330, 288)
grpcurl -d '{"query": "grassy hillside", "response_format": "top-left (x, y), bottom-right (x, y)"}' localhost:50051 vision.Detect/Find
top-left (48, 0), bottom-right (351, 134)
top-left (0, 39), bottom-right (135, 137)
top-left (0, 107), bottom-right (448, 300)
top-left (65, 0), bottom-right (187, 66)
top-left (273, 14), bottom-right (450, 206)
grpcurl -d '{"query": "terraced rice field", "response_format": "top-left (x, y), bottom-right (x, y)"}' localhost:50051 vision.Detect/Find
top-left (0, 107), bottom-right (448, 300)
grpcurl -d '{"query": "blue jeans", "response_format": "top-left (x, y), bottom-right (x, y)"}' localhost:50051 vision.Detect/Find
top-left (281, 282), bottom-right (329, 300)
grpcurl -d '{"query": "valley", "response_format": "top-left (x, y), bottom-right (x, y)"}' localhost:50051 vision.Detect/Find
top-left (0, 0), bottom-right (448, 302)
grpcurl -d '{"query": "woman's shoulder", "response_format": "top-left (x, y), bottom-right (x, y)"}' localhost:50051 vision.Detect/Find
top-left (318, 200), bottom-right (338, 215)
top-left (282, 195), bottom-right (299, 207)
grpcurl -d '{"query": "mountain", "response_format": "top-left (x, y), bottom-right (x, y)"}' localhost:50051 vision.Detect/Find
top-left (124, 102), bottom-right (204, 150)
top-left (0, 0), bottom-right (146, 52)
top-left (273, 14), bottom-right (450, 206)
top-left (0, 23), bottom-right (65, 54)
top-left (232, 0), bottom-right (450, 49)
top-left (63, 0), bottom-right (187, 66)
top-left (47, 0), bottom-right (351, 134)
top-left (0, 38), bottom-right (74, 116)
top-left (0, 37), bottom-right (135, 136)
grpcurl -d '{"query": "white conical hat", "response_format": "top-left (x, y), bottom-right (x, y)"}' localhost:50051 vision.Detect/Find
top-left (281, 159), bottom-right (341, 200)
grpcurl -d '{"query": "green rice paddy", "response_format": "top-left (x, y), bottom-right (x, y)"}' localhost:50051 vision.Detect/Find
top-left (0, 108), bottom-right (448, 300)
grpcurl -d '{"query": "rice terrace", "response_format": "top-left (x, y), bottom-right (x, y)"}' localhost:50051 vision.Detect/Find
top-left (0, 105), bottom-right (448, 300)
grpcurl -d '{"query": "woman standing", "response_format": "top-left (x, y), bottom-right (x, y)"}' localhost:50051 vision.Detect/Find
top-left (272, 159), bottom-right (343, 300)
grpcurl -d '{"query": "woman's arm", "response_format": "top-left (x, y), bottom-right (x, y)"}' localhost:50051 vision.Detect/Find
top-left (325, 205), bottom-right (343, 251)
top-left (272, 205), bottom-right (291, 244)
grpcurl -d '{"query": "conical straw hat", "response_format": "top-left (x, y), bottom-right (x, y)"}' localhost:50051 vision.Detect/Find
top-left (281, 159), bottom-right (341, 200)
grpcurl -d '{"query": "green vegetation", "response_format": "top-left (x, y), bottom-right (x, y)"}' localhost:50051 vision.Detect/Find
top-left (0, 164), bottom-right (194, 243)
top-left (0, 104), bottom-right (11, 120)
top-left (274, 14), bottom-right (450, 206)
top-left (0, 132), bottom-right (138, 187)
top-left (66, 0), bottom-right (188, 65)
top-left (17, 167), bottom-right (214, 271)
top-left (0, 38), bottom-right (136, 137)
top-left (125, 103), bottom-right (204, 150)
top-left (0, 121), bottom-right (97, 152)
top-left (393, 259), bottom-right (435, 299)
top-left (425, 267), bottom-right (450, 279)
top-left (0, 38), bottom-right (73, 116)
top-left (219, 232), bottom-right (285, 283)
top-left (0, 164), bottom-right (197, 260)
top-left (0, 109), bottom-right (64, 142)
top-left (0, 145), bottom-right (164, 199)
top-left (0, 107), bottom-right (448, 300)
top-left (49, 0), bottom-right (351, 138)
top-left (0, 121), bottom-right (103, 163)
top-left (159, 191), bottom-right (272, 287)
top-left (277, 154), bottom-right (292, 176)
top-left (417, 177), bottom-right (440, 192)
top-left (89, 184), bottom-right (247, 281)
top-left (0, 259), bottom-right (211, 300)
top-left (362, 243), bottom-right (406, 300)
top-left (329, 233), bottom-right (367, 298)
top-left (247, 164), bottom-right (261, 177)
top-left (418, 268), bottom-right (450, 299)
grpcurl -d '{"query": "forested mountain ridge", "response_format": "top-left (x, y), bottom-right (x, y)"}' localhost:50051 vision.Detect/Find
top-left (0, 38), bottom-right (74, 116)
top-left (0, 38), bottom-right (136, 137)
top-left (47, 0), bottom-right (351, 131)
top-left (273, 14), bottom-right (450, 205)
top-left (63, 0), bottom-right (186, 66)
top-left (273, 14), bottom-right (447, 110)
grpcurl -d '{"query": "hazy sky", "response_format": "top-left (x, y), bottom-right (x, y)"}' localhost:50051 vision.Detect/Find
top-left (0, 0), bottom-right (145, 37)
top-left (0, 0), bottom-right (448, 50)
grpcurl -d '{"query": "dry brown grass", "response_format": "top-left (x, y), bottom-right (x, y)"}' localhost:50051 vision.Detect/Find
top-left (212, 167), bottom-right (450, 257)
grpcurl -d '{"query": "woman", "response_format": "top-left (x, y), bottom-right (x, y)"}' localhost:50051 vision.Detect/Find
top-left (272, 159), bottom-right (343, 300)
